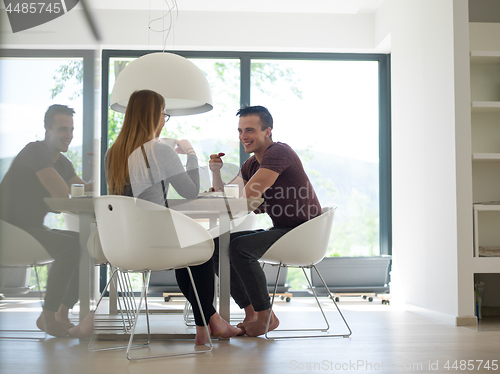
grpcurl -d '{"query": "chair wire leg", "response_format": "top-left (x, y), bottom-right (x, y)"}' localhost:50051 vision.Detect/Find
top-left (302, 267), bottom-right (330, 332)
top-left (124, 272), bottom-right (138, 324)
top-left (88, 269), bottom-right (145, 352)
top-left (91, 267), bottom-right (126, 327)
top-left (0, 265), bottom-right (48, 340)
top-left (183, 300), bottom-right (195, 326)
top-left (264, 264), bottom-right (281, 339)
top-left (116, 270), bottom-right (134, 331)
top-left (186, 267), bottom-right (212, 352)
top-left (143, 272), bottom-right (151, 344)
top-left (311, 265), bottom-right (352, 338)
top-left (126, 271), bottom-right (151, 361)
top-left (110, 269), bottom-right (130, 332)
top-left (33, 265), bottom-right (48, 339)
top-left (88, 267), bottom-right (128, 351)
top-left (117, 272), bottom-right (133, 329)
top-left (125, 268), bottom-right (212, 361)
top-left (265, 265), bottom-right (352, 340)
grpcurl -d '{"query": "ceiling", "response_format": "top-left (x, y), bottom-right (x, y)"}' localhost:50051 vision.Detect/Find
top-left (86, 0), bottom-right (385, 14)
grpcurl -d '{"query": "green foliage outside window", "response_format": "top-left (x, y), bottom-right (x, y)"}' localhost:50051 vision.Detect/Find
top-left (49, 56), bottom-right (380, 292)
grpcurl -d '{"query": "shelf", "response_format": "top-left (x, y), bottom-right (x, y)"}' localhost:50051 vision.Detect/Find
top-left (472, 257), bottom-right (500, 273)
top-left (474, 203), bottom-right (500, 211)
top-left (472, 153), bottom-right (500, 162)
top-left (470, 51), bottom-right (500, 64)
top-left (471, 101), bottom-right (500, 113)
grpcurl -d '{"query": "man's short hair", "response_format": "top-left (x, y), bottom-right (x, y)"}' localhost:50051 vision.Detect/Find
top-left (44, 104), bottom-right (75, 129)
top-left (236, 105), bottom-right (273, 132)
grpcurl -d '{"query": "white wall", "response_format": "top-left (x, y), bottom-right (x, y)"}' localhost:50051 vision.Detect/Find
top-left (380, 0), bottom-right (472, 323)
top-left (1, 8), bottom-right (380, 52)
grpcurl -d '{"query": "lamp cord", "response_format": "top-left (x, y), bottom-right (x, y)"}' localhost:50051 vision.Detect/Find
top-left (148, 0), bottom-right (178, 52)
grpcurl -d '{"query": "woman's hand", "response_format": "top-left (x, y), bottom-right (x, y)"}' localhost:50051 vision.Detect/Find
top-left (175, 139), bottom-right (196, 156)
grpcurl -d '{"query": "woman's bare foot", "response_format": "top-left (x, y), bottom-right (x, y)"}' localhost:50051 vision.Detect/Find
top-left (36, 311), bottom-right (69, 338)
top-left (237, 310), bottom-right (279, 337)
top-left (68, 312), bottom-right (94, 339)
top-left (208, 313), bottom-right (243, 339)
top-left (194, 324), bottom-right (211, 345)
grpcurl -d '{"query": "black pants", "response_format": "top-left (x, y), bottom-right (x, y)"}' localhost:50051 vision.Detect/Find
top-left (25, 227), bottom-right (80, 312)
top-left (175, 259), bottom-right (216, 327)
top-left (213, 228), bottom-right (291, 312)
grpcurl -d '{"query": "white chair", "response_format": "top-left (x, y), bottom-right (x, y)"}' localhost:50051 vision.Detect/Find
top-left (86, 230), bottom-right (139, 337)
top-left (93, 195), bottom-right (214, 360)
top-left (63, 213), bottom-right (137, 335)
top-left (260, 206), bottom-right (352, 339)
top-left (0, 219), bottom-right (54, 340)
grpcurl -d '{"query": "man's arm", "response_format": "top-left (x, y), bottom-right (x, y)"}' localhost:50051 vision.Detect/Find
top-left (243, 168), bottom-right (279, 198)
top-left (36, 167), bottom-right (70, 198)
top-left (209, 153), bottom-right (245, 193)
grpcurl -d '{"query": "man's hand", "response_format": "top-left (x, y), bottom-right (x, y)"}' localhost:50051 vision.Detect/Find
top-left (209, 153), bottom-right (226, 191)
top-left (209, 152), bottom-right (225, 173)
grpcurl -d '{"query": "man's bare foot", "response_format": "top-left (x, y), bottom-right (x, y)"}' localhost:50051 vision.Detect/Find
top-left (208, 313), bottom-right (242, 339)
top-left (55, 309), bottom-right (75, 328)
top-left (36, 311), bottom-right (69, 338)
top-left (242, 304), bottom-right (258, 323)
top-left (68, 313), bottom-right (94, 339)
top-left (237, 310), bottom-right (279, 337)
top-left (194, 325), bottom-right (211, 345)
top-left (237, 304), bottom-right (258, 335)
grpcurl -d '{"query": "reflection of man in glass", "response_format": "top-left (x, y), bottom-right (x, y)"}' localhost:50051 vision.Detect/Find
top-left (210, 106), bottom-right (322, 337)
top-left (0, 105), bottom-right (91, 337)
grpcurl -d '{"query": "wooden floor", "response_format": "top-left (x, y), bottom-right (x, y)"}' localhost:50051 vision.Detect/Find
top-left (0, 296), bottom-right (498, 374)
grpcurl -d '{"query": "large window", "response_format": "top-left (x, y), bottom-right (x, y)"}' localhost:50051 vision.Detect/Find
top-left (102, 50), bottom-right (391, 260)
top-left (0, 58), bottom-right (84, 183)
top-left (0, 49), bottom-right (95, 291)
top-left (106, 56), bottom-right (241, 196)
top-left (251, 59), bottom-right (380, 256)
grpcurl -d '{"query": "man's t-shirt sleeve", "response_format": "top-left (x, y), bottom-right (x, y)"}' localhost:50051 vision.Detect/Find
top-left (259, 144), bottom-right (292, 175)
top-left (22, 143), bottom-right (77, 182)
top-left (56, 154), bottom-right (77, 182)
top-left (21, 143), bottom-right (54, 174)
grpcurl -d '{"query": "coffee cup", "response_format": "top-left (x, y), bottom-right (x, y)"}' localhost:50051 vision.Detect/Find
top-left (224, 184), bottom-right (239, 198)
top-left (159, 137), bottom-right (177, 148)
top-left (71, 184), bottom-right (84, 197)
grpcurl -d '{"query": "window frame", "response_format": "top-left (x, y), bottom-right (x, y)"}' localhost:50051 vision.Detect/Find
top-left (101, 49), bottom-right (391, 256)
top-left (0, 49), bottom-right (96, 182)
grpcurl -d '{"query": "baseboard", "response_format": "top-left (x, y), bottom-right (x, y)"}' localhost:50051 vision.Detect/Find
top-left (456, 316), bottom-right (478, 327)
top-left (405, 303), bottom-right (477, 327)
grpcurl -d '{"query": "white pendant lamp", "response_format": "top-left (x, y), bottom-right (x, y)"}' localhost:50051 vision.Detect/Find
top-left (109, 52), bottom-right (213, 116)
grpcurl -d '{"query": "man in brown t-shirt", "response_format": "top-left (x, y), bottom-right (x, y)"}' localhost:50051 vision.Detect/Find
top-left (210, 106), bottom-right (321, 337)
top-left (0, 105), bottom-right (91, 337)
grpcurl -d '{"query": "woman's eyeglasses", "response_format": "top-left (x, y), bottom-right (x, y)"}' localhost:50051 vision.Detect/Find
top-left (163, 112), bottom-right (170, 123)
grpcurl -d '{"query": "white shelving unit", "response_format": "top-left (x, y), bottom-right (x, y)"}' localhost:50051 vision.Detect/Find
top-left (470, 35), bottom-right (500, 271)
top-left (472, 153), bottom-right (500, 162)
top-left (471, 101), bottom-right (500, 113)
top-left (473, 204), bottom-right (500, 257)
